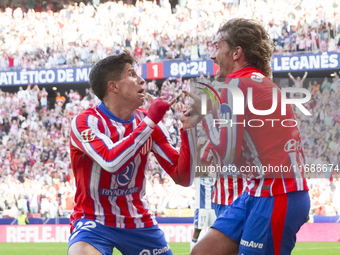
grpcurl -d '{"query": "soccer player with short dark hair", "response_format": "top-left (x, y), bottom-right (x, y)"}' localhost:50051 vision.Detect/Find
top-left (68, 50), bottom-right (196, 255)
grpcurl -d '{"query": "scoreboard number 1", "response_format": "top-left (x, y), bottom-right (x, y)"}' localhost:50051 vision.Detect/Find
top-left (152, 64), bottom-right (158, 77)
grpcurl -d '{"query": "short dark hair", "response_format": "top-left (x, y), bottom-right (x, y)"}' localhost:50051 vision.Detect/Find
top-left (89, 50), bottom-right (137, 101)
top-left (217, 18), bottom-right (273, 77)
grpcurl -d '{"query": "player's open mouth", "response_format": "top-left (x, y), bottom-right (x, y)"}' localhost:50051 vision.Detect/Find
top-left (138, 89), bottom-right (145, 94)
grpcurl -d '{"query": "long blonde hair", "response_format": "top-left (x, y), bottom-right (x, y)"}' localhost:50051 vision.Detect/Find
top-left (218, 18), bottom-right (274, 77)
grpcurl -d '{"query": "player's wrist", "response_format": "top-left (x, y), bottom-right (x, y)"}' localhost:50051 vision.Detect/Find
top-left (147, 98), bottom-right (170, 124)
top-left (144, 116), bottom-right (156, 128)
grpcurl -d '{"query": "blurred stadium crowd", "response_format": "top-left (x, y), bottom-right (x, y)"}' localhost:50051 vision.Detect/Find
top-left (0, 72), bottom-right (340, 219)
top-left (1, 0), bottom-right (340, 70)
top-left (0, 0), bottom-right (340, 220)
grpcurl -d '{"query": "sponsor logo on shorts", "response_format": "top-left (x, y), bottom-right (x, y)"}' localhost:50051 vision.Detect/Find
top-left (139, 245), bottom-right (170, 255)
top-left (240, 239), bottom-right (263, 249)
top-left (139, 249), bottom-right (151, 255)
top-left (153, 244), bottom-right (171, 255)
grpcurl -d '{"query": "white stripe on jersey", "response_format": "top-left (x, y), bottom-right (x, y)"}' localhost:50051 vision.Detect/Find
top-left (223, 89), bottom-right (233, 164)
top-left (88, 115), bottom-right (114, 149)
top-left (134, 110), bottom-right (146, 122)
top-left (109, 174), bottom-right (123, 228)
top-left (126, 155), bottom-right (144, 228)
top-left (111, 120), bottom-right (126, 140)
top-left (229, 90), bottom-right (238, 164)
top-left (139, 161), bottom-right (157, 226)
top-left (132, 118), bottom-right (137, 131)
top-left (89, 161), bottom-right (105, 225)
top-left (289, 152), bottom-right (304, 191)
top-left (71, 136), bottom-right (81, 150)
top-left (255, 178), bottom-right (264, 197)
top-left (94, 108), bottom-right (111, 137)
top-left (220, 176), bottom-right (227, 205)
top-left (247, 178), bottom-right (255, 191)
top-left (187, 128), bottom-right (197, 186)
top-left (297, 153), bottom-right (305, 190)
top-left (216, 175), bottom-right (222, 204)
top-left (280, 171), bottom-right (288, 194)
top-left (232, 176), bottom-right (238, 202)
top-left (215, 174), bottom-right (246, 205)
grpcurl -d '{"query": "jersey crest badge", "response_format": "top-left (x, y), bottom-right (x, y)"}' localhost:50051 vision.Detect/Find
top-left (81, 128), bottom-right (96, 142)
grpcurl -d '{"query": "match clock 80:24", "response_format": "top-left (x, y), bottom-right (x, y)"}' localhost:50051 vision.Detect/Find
top-left (170, 61), bottom-right (207, 76)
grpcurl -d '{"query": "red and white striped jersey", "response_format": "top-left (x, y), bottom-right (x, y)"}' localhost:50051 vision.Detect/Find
top-left (70, 102), bottom-right (196, 229)
top-left (202, 66), bottom-right (308, 197)
top-left (200, 140), bottom-right (245, 205)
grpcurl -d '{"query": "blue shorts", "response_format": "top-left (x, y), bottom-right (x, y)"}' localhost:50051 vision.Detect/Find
top-left (68, 219), bottom-right (173, 255)
top-left (212, 203), bottom-right (229, 218)
top-left (212, 191), bottom-right (310, 255)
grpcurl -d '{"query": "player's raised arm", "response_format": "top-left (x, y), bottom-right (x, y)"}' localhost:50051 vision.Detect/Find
top-left (148, 100), bottom-right (197, 187)
top-left (150, 121), bottom-right (197, 187)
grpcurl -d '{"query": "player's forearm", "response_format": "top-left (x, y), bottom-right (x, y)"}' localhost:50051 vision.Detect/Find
top-left (165, 128), bottom-right (197, 187)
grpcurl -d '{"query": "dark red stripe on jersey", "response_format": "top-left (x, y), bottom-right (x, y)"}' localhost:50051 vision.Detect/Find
top-left (96, 108), bottom-right (120, 141)
top-left (237, 178), bottom-right (244, 197)
top-left (227, 177), bottom-right (234, 205)
top-left (117, 195), bottom-right (134, 228)
top-left (70, 130), bottom-right (86, 152)
top-left (220, 176), bottom-right (226, 204)
top-left (132, 157), bottom-right (153, 227)
top-left (99, 169), bottom-right (115, 226)
top-left (77, 159), bottom-right (95, 221)
top-left (213, 181), bottom-right (217, 204)
top-left (270, 178), bottom-right (285, 197)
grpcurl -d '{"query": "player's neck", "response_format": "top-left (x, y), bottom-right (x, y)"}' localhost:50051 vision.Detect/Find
top-left (222, 61), bottom-right (251, 78)
top-left (102, 98), bottom-right (134, 121)
top-left (231, 61), bottom-right (251, 74)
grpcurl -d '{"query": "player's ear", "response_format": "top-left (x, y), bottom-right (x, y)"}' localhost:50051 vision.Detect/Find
top-left (107, 80), bottom-right (119, 94)
top-left (233, 46), bottom-right (243, 61)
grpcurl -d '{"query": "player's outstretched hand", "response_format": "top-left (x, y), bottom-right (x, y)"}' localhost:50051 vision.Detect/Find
top-left (147, 96), bottom-right (176, 125)
top-left (182, 90), bottom-right (202, 116)
top-left (176, 103), bottom-right (202, 130)
top-left (182, 89), bottom-right (216, 118)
